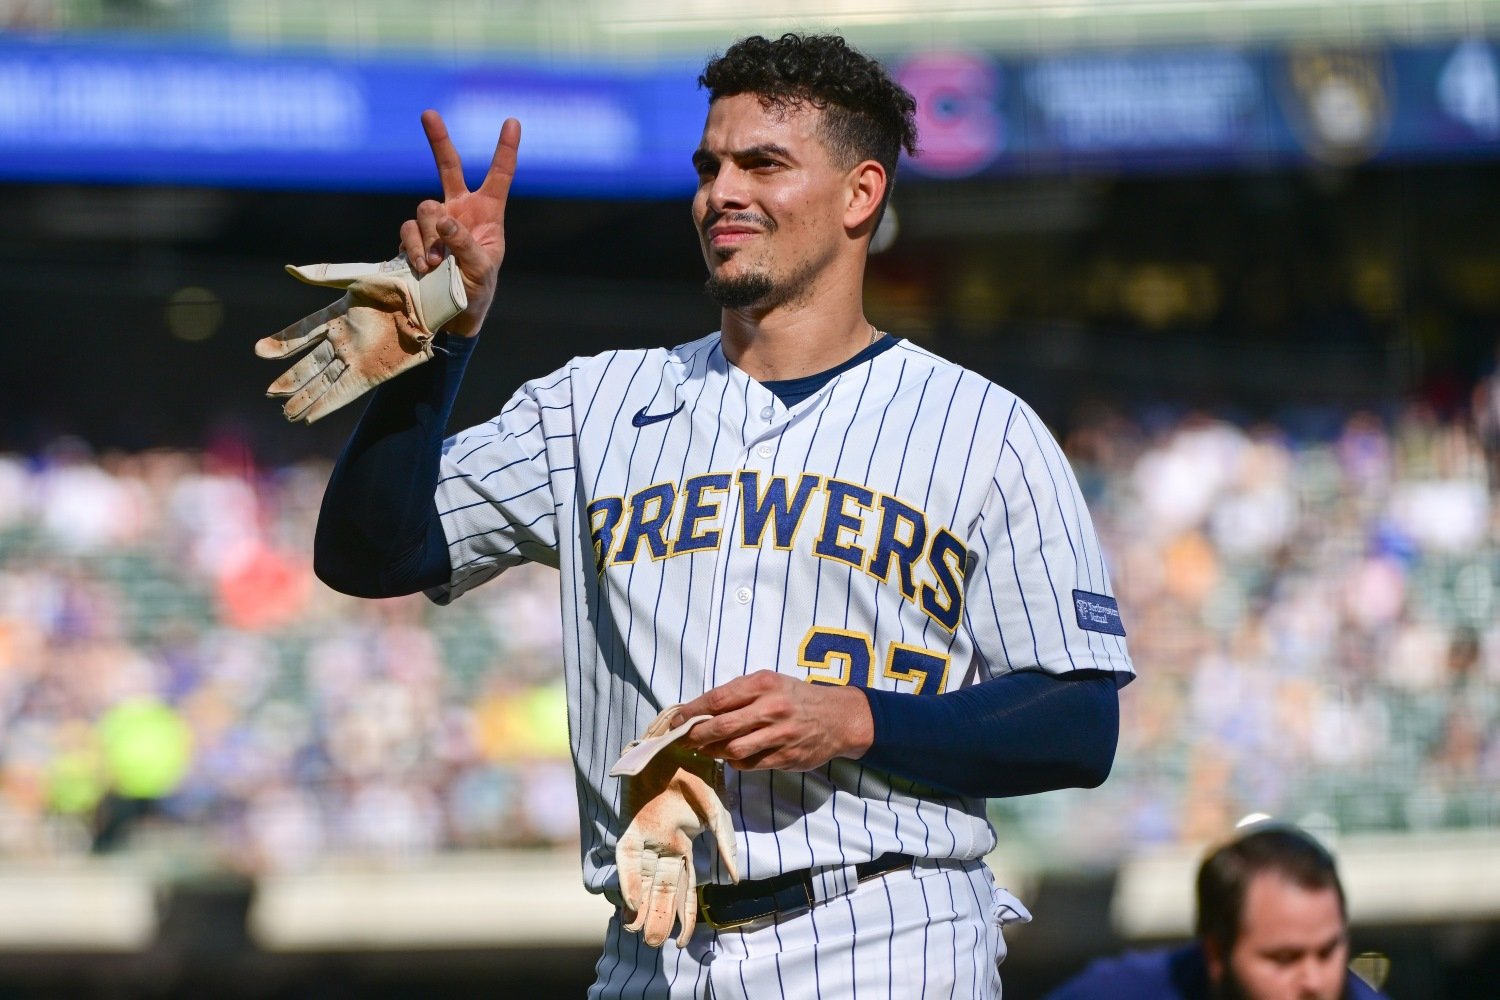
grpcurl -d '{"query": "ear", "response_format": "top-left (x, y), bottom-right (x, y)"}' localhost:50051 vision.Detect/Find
top-left (1202, 938), bottom-right (1226, 984)
top-left (843, 160), bottom-right (887, 235)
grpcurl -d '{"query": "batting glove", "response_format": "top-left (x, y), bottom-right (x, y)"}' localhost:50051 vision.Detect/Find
top-left (610, 707), bottom-right (739, 948)
top-left (255, 255), bottom-right (467, 424)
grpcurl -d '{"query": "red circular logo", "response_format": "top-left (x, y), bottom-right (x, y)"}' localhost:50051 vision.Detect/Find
top-left (898, 53), bottom-right (1005, 178)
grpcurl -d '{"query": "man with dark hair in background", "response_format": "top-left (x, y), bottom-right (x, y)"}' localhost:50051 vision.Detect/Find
top-left (271, 31), bottom-right (1134, 998)
top-left (1044, 825), bottom-right (1388, 1000)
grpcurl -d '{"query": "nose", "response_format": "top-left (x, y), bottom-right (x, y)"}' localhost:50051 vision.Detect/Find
top-left (704, 164), bottom-right (749, 216)
top-left (1294, 958), bottom-right (1339, 1000)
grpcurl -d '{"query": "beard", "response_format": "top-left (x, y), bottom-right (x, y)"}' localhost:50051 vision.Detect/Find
top-left (703, 253), bottom-right (823, 312)
top-left (699, 209), bottom-right (820, 312)
top-left (704, 268), bottom-right (777, 309)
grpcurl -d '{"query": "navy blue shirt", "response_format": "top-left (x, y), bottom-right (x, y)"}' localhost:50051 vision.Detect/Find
top-left (1042, 944), bottom-right (1387, 1000)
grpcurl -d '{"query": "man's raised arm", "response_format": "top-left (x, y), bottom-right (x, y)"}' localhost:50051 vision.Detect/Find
top-left (310, 113), bottom-right (520, 597)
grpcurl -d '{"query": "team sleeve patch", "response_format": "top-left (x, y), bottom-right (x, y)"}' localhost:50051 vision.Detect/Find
top-left (1072, 590), bottom-right (1126, 636)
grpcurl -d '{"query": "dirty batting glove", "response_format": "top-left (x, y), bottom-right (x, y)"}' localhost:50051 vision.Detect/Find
top-left (610, 707), bottom-right (739, 948)
top-left (255, 255), bottom-right (467, 424)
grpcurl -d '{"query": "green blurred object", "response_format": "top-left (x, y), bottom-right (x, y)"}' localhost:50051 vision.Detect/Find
top-left (98, 698), bottom-right (194, 800)
top-left (48, 743), bottom-right (105, 815)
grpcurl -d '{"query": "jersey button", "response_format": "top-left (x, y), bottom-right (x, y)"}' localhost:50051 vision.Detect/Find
top-left (760, 406), bottom-right (773, 421)
top-left (756, 443), bottom-right (773, 459)
top-left (734, 586), bottom-right (752, 604)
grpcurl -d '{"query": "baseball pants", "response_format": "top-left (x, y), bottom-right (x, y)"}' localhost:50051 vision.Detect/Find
top-left (589, 857), bottom-right (1030, 999)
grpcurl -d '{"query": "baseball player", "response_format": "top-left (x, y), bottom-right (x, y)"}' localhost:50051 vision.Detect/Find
top-left (286, 32), bottom-right (1134, 999)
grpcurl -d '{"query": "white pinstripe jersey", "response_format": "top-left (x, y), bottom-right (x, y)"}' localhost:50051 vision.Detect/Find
top-left (428, 333), bottom-right (1134, 894)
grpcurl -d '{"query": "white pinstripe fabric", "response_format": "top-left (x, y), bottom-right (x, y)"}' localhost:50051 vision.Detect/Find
top-left (588, 859), bottom-right (1024, 999)
top-left (427, 333), bottom-right (1131, 994)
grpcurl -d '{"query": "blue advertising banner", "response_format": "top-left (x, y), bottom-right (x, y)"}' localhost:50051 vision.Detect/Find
top-left (897, 39), bottom-right (1500, 177)
top-left (0, 36), bottom-right (705, 194)
top-left (0, 34), bottom-right (1496, 192)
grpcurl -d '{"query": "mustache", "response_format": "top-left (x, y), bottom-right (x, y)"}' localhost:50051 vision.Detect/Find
top-left (701, 209), bottom-right (776, 235)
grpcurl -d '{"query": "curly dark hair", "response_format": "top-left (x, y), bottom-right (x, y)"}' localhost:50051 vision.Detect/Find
top-left (699, 33), bottom-right (918, 206)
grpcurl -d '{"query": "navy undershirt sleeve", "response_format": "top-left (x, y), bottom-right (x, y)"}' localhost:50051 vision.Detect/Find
top-left (313, 332), bottom-right (477, 598)
top-left (859, 670), bottom-right (1119, 798)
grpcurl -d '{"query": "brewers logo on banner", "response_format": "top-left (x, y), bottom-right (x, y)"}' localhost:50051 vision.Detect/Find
top-left (1279, 49), bottom-right (1393, 166)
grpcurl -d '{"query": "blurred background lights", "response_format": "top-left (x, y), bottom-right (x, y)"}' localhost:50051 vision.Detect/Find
top-left (165, 286), bottom-right (224, 342)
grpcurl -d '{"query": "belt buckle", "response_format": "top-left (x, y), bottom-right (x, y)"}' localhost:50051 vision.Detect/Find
top-left (697, 878), bottom-right (814, 931)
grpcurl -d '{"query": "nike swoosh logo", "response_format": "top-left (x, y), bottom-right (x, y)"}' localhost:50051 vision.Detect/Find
top-left (631, 403), bottom-right (685, 428)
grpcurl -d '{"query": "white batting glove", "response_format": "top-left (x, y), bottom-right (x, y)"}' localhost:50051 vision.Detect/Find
top-left (255, 255), bottom-right (467, 424)
top-left (610, 707), bottom-right (739, 948)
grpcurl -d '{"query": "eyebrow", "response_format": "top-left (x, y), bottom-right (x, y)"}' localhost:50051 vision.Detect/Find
top-left (692, 143), bottom-right (795, 168)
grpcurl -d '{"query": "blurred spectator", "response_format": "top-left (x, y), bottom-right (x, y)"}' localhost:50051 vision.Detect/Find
top-left (1042, 823), bottom-right (1388, 1000)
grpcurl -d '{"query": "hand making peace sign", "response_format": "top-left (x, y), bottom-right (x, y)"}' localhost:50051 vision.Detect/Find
top-left (400, 110), bottom-right (521, 337)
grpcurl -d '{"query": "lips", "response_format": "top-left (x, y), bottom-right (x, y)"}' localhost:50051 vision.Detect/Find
top-left (707, 225), bottom-right (761, 247)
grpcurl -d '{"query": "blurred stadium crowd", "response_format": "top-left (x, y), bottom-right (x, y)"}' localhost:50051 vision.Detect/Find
top-left (1002, 390), bottom-right (1500, 866)
top-left (0, 389), bottom-right (1497, 874)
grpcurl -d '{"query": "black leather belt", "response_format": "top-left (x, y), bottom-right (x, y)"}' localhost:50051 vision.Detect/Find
top-left (698, 853), bottom-right (916, 930)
